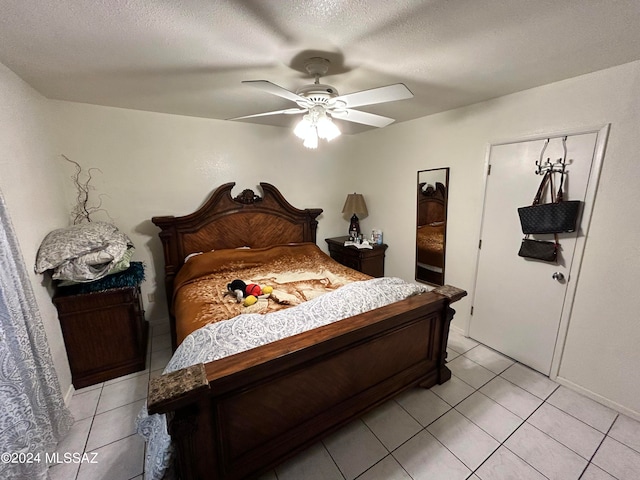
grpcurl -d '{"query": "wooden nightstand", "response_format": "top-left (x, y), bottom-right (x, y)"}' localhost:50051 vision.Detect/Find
top-left (53, 285), bottom-right (148, 388)
top-left (325, 236), bottom-right (388, 277)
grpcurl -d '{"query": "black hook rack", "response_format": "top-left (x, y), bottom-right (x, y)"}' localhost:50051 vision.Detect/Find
top-left (535, 136), bottom-right (568, 175)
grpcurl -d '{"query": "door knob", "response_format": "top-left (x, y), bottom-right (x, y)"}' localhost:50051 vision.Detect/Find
top-left (552, 272), bottom-right (565, 281)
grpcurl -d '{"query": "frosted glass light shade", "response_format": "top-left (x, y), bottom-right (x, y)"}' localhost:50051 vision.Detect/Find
top-left (294, 109), bottom-right (340, 147)
top-left (302, 128), bottom-right (318, 149)
top-left (317, 116), bottom-right (341, 141)
top-left (294, 115), bottom-right (313, 139)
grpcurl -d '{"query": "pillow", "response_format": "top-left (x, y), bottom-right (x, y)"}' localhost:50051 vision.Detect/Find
top-left (57, 246), bottom-right (135, 286)
top-left (185, 247), bottom-right (249, 263)
top-left (35, 222), bottom-right (132, 273)
top-left (184, 252), bottom-right (204, 262)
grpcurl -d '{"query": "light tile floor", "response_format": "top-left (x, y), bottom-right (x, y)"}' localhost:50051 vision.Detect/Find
top-left (50, 326), bottom-right (640, 480)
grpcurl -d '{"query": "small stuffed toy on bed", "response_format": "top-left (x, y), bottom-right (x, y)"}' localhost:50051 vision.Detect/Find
top-left (226, 279), bottom-right (272, 306)
top-left (227, 279), bottom-right (247, 303)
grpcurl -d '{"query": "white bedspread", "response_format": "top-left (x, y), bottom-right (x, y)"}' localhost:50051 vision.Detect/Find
top-left (136, 277), bottom-right (429, 480)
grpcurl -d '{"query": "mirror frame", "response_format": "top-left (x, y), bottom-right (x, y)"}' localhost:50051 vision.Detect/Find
top-left (415, 167), bottom-right (450, 286)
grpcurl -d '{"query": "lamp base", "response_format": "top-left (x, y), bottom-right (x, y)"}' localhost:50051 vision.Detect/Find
top-left (348, 214), bottom-right (361, 237)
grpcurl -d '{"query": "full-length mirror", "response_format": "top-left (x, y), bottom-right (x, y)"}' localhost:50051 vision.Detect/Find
top-left (416, 168), bottom-right (449, 285)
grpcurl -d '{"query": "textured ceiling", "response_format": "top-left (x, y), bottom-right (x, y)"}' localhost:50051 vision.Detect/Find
top-left (1, 0), bottom-right (640, 134)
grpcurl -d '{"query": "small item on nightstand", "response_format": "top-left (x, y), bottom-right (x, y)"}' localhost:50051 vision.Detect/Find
top-left (344, 239), bottom-right (373, 249)
top-left (371, 229), bottom-right (383, 245)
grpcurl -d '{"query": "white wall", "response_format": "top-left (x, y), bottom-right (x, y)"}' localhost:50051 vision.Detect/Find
top-left (50, 102), bottom-right (361, 321)
top-left (0, 63), bottom-right (73, 399)
top-left (36, 59), bottom-right (640, 417)
top-left (347, 60), bottom-right (640, 417)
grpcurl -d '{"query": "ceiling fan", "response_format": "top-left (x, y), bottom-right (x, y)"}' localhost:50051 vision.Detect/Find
top-left (229, 57), bottom-right (414, 148)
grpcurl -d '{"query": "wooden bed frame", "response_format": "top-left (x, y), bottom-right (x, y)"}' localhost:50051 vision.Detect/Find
top-left (148, 182), bottom-right (466, 480)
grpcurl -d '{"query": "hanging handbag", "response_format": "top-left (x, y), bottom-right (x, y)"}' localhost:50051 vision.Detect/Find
top-left (518, 235), bottom-right (558, 262)
top-left (518, 171), bottom-right (559, 262)
top-left (517, 168), bottom-right (581, 234)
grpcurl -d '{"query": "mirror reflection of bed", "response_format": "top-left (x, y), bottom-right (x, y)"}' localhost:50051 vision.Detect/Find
top-left (416, 168), bottom-right (449, 285)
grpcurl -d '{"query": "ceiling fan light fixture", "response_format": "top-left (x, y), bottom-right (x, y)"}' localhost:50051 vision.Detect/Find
top-left (293, 114), bottom-right (313, 139)
top-left (317, 114), bottom-right (341, 141)
top-left (294, 107), bottom-right (340, 148)
top-left (302, 128), bottom-right (318, 149)
top-left (235, 58), bottom-right (414, 143)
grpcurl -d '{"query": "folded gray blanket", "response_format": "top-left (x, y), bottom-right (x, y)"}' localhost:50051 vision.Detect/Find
top-left (35, 221), bottom-right (133, 282)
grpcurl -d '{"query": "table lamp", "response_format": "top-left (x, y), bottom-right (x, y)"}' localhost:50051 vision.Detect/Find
top-left (342, 193), bottom-right (368, 236)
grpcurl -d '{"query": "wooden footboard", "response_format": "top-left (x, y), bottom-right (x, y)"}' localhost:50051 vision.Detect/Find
top-left (148, 285), bottom-right (465, 480)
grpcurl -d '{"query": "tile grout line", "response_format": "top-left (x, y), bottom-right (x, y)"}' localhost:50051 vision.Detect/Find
top-left (357, 413), bottom-right (414, 480)
top-left (319, 437), bottom-right (348, 480)
top-left (74, 383), bottom-right (103, 480)
top-left (577, 413), bottom-right (620, 480)
top-left (468, 384), bottom-right (558, 479)
top-left (57, 328), bottom-right (155, 480)
top-left (404, 364), bottom-right (561, 479)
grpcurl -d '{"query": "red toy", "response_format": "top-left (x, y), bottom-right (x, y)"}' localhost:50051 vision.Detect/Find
top-left (245, 283), bottom-right (262, 297)
top-left (226, 279), bottom-right (264, 304)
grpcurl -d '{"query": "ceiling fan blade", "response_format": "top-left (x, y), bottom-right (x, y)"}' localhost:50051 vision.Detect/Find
top-left (242, 80), bottom-right (308, 104)
top-left (228, 108), bottom-right (306, 121)
top-left (333, 83), bottom-right (413, 109)
top-left (331, 109), bottom-right (395, 128)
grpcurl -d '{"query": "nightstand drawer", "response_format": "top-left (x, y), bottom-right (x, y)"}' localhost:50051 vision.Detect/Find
top-left (328, 247), bottom-right (361, 271)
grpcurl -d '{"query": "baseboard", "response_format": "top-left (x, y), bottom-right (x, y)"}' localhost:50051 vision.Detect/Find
top-left (63, 383), bottom-right (75, 407)
top-left (555, 376), bottom-right (640, 422)
top-left (448, 324), bottom-right (639, 422)
top-left (449, 324), bottom-right (465, 334)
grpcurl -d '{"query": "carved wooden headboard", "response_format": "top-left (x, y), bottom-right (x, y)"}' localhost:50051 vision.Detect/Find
top-left (152, 182), bottom-right (323, 313)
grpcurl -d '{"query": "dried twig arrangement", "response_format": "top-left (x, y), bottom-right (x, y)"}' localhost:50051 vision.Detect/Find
top-left (61, 155), bottom-right (110, 224)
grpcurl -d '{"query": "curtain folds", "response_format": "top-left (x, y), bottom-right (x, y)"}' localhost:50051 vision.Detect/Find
top-left (0, 191), bottom-right (73, 480)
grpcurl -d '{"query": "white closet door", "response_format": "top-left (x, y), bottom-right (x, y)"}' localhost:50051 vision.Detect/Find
top-left (469, 133), bottom-right (597, 375)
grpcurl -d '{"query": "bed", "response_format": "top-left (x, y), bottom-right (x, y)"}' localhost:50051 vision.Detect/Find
top-left (416, 181), bottom-right (447, 284)
top-left (170, 242), bottom-right (371, 346)
top-left (144, 182), bottom-right (466, 480)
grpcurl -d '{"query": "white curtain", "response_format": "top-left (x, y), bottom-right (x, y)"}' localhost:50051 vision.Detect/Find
top-left (0, 191), bottom-right (73, 480)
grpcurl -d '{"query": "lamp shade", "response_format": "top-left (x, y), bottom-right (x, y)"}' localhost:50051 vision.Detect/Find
top-left (342, 193), bottom-right (368, 217)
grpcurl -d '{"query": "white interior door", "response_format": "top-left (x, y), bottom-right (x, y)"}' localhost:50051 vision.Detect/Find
top-left (469, 132), bottom-right (599, 375)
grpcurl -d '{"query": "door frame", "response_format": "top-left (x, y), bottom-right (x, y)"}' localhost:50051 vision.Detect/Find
top-left (467, 124), bottom-right (610, 380)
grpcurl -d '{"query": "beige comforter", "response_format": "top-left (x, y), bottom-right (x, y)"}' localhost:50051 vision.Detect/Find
top-left (172, 243), bottom-right (370, 344)
top-left (416, 223), bottom-right (445, 267)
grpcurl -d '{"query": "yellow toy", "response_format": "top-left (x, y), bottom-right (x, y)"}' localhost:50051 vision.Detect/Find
top-left (231, 283), bottom-right (272, 307)
top-left (243, 295), bottom-right (258, 307)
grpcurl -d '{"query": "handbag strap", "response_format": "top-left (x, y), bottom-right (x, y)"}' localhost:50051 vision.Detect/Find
top-left (532, 171), bottom-right (552, 205)
top-left (556, 136), bottom-right (567, 202)
top-left (533, 169), bottom-right (566, 204)
top-left (549, 171), bottom-right (556, 203)
top-left (556, 171), bottom-right (565, 202)
top-left (529, 172), bottom-right (559, 247)
top-left (549, 170), bottom-right (568, 205)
